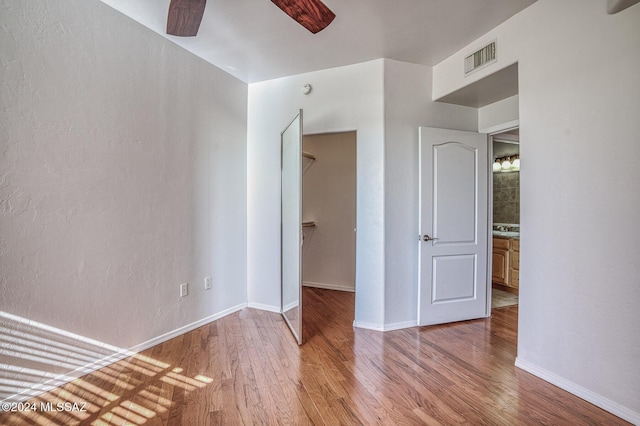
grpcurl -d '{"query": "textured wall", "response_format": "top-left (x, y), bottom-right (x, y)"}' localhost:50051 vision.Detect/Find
top-left (0, 0), bottom-right (247, 400)
top-left (247, 59), bottom-right (477, 330)
top-left (434, 0), bottom-right (640, 421)
top-left (382, 59), bottom-right (477, 329)
top-left (247, 60), bottom-right (387, 327)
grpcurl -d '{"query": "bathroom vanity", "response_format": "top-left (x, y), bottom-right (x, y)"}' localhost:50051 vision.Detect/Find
top-left (492, 224), bottom-right (520, 292)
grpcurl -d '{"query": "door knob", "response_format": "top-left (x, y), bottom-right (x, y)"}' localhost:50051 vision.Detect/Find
top-left (422, 234), bottom-right (438, 242)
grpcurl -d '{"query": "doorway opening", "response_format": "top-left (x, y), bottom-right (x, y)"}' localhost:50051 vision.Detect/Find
top-left (490, 128), bottom-right (520, 310)
top-left (301, 131), bottom-right (357, 335)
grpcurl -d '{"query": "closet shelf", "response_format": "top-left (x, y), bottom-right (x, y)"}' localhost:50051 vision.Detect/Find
top-left (302, 151), bottom-right (317, 161)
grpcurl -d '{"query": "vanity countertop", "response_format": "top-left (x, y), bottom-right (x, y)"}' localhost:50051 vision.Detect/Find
top-left (493, 231), bottom-right (519, 239)
top-left (493, 223), bottom-right (519, 239)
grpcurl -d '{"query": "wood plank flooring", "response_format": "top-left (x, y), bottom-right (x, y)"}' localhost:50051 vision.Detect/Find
top-left (1, 288), bottom-right (629, 425)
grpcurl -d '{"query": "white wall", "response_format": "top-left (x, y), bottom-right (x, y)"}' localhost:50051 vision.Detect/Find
top-left (0, 0), bottom-right (247, 399)
top-left (433, 0), bottom-right (640, 421)
top-left (247, 60), bottom-right (386, 326)
top-left (479, 95), bottom-right (519, 133)
top-left (382, 59), bottom-right (477, 329)
top-left (247, 59), bottom-right (477, 330)
top-left (302, 132), bottom-right (357, 292)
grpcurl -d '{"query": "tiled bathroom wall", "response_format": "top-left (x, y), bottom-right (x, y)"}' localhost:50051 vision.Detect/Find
top-left (493, 171), bottom-right (520, 224)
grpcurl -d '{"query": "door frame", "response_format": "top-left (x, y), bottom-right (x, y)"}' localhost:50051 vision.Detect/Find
top-left (301, 130), bottom-right (358, 298)
top-left (283, 126), bottom-right (359, 338)
top-left (281, 110), bottom-right (303, 345)
top-left (486, 121), bottom-right (520, 315)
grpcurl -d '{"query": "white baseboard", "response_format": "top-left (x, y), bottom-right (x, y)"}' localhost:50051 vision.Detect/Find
top-left (303, 281), bottom-right (355, 292)
top-left (2, 303), bottom-right (247, 404)
top-left (381, 320), bottom-right (417, 331)
top-left (282, 301), bottom-right (298, 312)
top-left (247, 302), bottom-right (281, 313)
top-left (353, 319), bottom-right (416, 332)
top-left (353, 320), bottom-right (385, 331)
top-left (515, 357), bottom-right (639, 425)
top-left (128, 302), bottom-right (248, 354)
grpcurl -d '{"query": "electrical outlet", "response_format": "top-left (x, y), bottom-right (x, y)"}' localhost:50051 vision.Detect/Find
top-left (180, 283), bottom-right (188, 297)
top-left (204, 276), bottom-right (212, 290)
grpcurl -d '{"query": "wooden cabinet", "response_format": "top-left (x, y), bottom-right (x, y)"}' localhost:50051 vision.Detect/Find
top-left (492, 237), bottom-right (519, 290)
top-left (509, 239), bottom-right (519, 288)
top-left (492, 238), bottom-right (509, 285)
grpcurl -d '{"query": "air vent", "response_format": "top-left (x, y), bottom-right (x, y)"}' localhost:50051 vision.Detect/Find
top-left (464, 41), bottom-right (496, 75)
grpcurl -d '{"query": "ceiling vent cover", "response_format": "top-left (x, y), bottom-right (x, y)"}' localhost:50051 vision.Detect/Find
top-left (465, 40), bottom-right (496, 75)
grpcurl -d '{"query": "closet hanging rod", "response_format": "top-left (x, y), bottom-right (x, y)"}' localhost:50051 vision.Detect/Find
top-left (302, 151), bottom-right (317, 161)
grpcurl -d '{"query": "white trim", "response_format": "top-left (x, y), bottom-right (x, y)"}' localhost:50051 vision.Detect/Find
top-left (282, 301), bottom-right (299, 312)
top-left (417, 127), bottom-right (425, 325)
top-left (1, 303), bottom-right (247, 404)
top-left (382, 320), bottom-right (417, 331)
top-left (247, 302), bottom-right (281, 313)
top-left (352, 321), bottom-right (385, 331)
top-left (487, 121), bottom-right (519, 316)
top-left (486, 135), bottom-right (494, 316)
top-left (480, 119), bottom-right (519, 135)
top-left (128, 303), bottom-right (247, 354)
top-left (515, 358), bottom-right (640, 425)
top-left (352, 320), bottom-right (416, 332)
top-left (303, 281), bottom-right (355, 292)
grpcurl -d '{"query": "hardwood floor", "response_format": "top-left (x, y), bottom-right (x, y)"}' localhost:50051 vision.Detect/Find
top-left (1, 288), bottom-right (629, 425)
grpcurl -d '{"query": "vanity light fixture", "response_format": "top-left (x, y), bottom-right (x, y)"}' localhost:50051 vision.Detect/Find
top-left (494, 154), bottom-right (520, 172)
top-left (501, 157), bottom-right (512, 171)
top-left (512, 156), bottom-right (520, 169)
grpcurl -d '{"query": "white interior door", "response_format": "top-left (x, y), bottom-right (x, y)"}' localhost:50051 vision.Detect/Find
top-left (418, 127), bottom-right (489, 326)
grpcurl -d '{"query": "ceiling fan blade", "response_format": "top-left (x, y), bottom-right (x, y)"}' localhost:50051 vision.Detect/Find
top-left (167, 0), bottom-right (207, 37)
top-left (271, 0), bottom-right (336, 34)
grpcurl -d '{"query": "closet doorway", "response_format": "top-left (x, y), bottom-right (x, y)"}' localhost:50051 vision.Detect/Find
top-left (302, 131), bottom-right (357, 329)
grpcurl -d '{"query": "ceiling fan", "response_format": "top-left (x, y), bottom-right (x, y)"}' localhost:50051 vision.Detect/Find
top-left (167, 0), bottom-right (336, 37)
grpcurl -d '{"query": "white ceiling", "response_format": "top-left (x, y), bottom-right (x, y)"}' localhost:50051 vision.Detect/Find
top-left (100, 0), bottom-right (536, 84)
